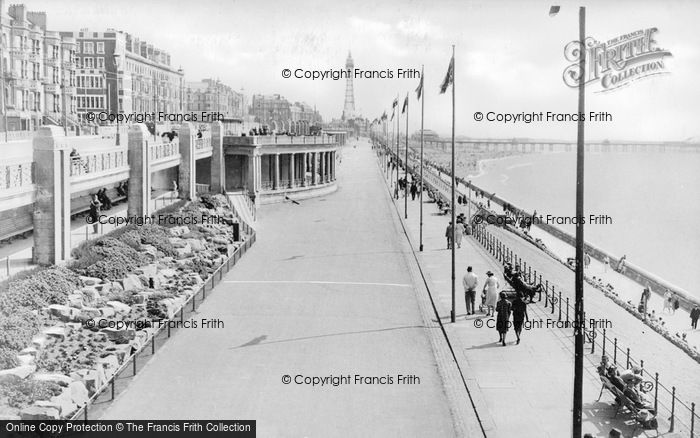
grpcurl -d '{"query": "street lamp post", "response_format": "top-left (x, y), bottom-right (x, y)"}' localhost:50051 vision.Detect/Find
top-left (551, 6), bottom-right (586, 437)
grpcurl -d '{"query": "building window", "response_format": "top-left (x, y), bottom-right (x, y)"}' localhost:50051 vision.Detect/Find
top-left (84, 57), bottom-right (94, 69)
top-left (97, 57), bottom-right (104, 69)
top-left (96, 42), bottom-right (104, 54)
top-left (84, 42), bottom-right (94, 54)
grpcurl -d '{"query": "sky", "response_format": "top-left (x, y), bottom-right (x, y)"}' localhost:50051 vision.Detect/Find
top-left (20, 0), bottom-right (700, 141)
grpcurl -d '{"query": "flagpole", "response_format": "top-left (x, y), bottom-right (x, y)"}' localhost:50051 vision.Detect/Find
top-left (419, 65), bottom-right (425, 252)
top-left (450, 44), bottom-right (456, 324)
top-left (404, 95), bottom-right (408, 219)
top-left (395, 95), bottom-right (400, 200)
top-left (391, 111), bottom-right (395, 183)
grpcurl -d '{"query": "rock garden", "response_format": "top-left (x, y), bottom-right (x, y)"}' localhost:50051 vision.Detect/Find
top-left (0, 194), bottom-right (251, 420)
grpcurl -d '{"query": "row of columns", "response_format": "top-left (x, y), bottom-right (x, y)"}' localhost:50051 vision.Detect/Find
top-left (270, 150), bottom-right (336, 191)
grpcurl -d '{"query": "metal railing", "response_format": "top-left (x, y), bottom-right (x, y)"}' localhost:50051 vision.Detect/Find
top-left (379, 145), bottom-right (699, 436)
top-left (69, 229), bottom-right (256, 421)
top-left (471, 223), bottom-right (699, 437)
top-left (195, 183), bottom-right (210, 194)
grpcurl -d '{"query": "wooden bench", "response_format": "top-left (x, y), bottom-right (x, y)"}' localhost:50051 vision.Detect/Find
top-left (0, 204), bottom-right (35, 243)
top-left (70, 187), bottom-right (126, 219)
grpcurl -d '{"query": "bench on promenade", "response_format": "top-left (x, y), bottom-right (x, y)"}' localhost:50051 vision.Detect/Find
top-left (0, 215), bottom-right (33, 242)
top-left (597, 374), bottom-right (658, 434)
top-left (70, 187), bottom-right (127, 219)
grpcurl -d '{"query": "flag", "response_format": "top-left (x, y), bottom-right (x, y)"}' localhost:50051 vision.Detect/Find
top-left (439, 55), bottom-right (454, 94)
top-left (415, 75), bottom-right (423, 100)
top-left (401, 94), bottom-right (408, 114)
top-left (381, 111), bottom-right (387, 120)
top-left (392, 97), bottom-right (398, 109)
top-left (548, 5), bottom-right (560, 16)
top-left (390, 108), bottom-right (395, 121)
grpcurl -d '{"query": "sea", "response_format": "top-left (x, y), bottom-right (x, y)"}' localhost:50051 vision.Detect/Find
top-left (469, 151), bottom-right (700, 296)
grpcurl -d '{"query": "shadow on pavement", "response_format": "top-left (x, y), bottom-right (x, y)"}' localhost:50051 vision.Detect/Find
top-left (231, 325), bottom-right (427, 349)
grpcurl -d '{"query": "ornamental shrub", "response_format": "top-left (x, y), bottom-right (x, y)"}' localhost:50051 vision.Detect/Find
top-left (0, 309), bottom-right (41, 351)
top-left (0, 378), bottom-right (63, 408)
top-left (136, 225), bottom-right (176, 257)
top-left (0, 347), bottom-right (19, 370)
top-left (0, 266), bottom-right (80, 314)
top-left (69, 237), bottom-right (149, 280)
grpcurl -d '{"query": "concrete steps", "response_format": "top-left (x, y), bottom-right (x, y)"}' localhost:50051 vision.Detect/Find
top-left (226, 192), bottom-right (255, 228)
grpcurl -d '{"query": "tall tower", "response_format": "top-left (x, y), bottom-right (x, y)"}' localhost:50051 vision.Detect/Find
top-left (342, 51), bottom-right (355, 120)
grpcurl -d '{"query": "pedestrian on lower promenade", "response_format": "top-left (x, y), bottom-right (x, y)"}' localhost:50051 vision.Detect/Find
top-left (603, 255), bottom-right (610, 273)
top-left (639, 284), bottom-right (651, 319)
top-left (511, 291), bottom-right (528, 344)
top-left (495, 292), bottom-right (511, 346)
top-left (445, 222), bottom-right (453, 249)
top-left (663, 290), bottom-right (673, 314)
top-left (463, 266), bottom-right (478, 316)
top-left (672, 293), bottom-right (680, 314)
top-left (410, 182), bottom-right (417, 200)
top-left (690, 305), bottom-right (700, 329)
top-left (584, 252), bottom-right (591, 270)
top-left (89, 194), bottom-right (101, 234)
top-left (482, 271), bottom-right (500, 317)
top-left (616, 254), bottom-right (627, 273)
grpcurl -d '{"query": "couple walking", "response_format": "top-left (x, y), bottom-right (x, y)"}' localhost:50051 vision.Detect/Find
top-left (445, 221), bottom-right (465, 249)
top-left (463, 266), bottom-right (528, 345)
top-left (463, 268), bottom-right (499, 316)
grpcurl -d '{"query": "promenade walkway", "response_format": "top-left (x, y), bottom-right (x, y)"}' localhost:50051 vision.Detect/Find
top-left (429, 166), bottom-right (700, 431)
top-left (98, 139), bottom-right (478, 436)
top-left (391, 158), bottom-right (698, 436)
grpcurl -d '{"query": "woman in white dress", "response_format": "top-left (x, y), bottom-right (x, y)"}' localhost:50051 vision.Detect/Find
top-left (482, 271), bottom-right (500, 317)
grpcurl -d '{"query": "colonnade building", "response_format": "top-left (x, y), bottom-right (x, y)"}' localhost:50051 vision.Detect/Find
top-left (0, 123), bottom-right (346, 265)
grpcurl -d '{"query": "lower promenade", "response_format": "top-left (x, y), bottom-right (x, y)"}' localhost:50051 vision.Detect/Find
top-left (99, 138), bottom-right (474, 436)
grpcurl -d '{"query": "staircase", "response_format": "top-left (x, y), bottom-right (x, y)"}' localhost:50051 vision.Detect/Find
top-left (226, 192), bottom-right (256, 229)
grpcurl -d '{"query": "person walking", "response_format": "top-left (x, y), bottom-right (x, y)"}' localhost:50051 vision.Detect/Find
top-left (584, 252), bottom-right (591, 270)
top-left (495, 292), bottom-right (511, 346)
top-left (511, 291), bottom-right (529, 344)
top-left (663, 290), bottom-right (673, 314)
top-left (672, 293), bottom-right (680, 315)
top-left (445, 222), bottom-right (454, 249)
top-left (482, 271), bottom-right (500, 317)
top-left (454, 220), bottom-right (464, 249)
top-left (410, 182), bottom-right (418, 200)
top-left (639, 284), bottom-right (652, 319)
top-left (463, 266), bottom-right (478, 316)
top-left (88, 194), bottom-right (101, 234)
top-left (690, 305), bottom-right (700, 329)
top-left (603, 255), bottom-right (610, 273)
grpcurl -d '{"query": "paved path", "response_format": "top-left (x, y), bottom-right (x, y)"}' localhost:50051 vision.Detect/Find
top-left (101, 140), bottom-right (463, 437)
top-left (380, 153), bottom-right (689, 437)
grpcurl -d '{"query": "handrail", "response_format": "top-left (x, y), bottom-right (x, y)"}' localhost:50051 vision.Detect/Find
top-left (70, 227), bottom-right (257, 421)
top-left (379, 145), bottom-right (698, 436)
